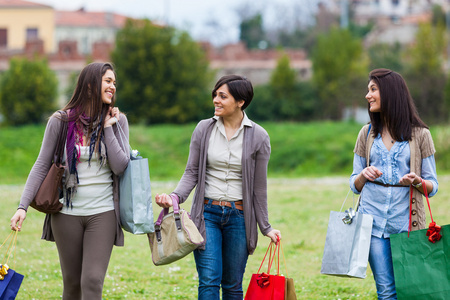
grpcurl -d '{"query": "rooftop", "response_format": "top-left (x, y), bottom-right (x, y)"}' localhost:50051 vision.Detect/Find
top-left (55, 8), bottom-right (129, 28)
top-left (0, 0), bottom-right (51, 9)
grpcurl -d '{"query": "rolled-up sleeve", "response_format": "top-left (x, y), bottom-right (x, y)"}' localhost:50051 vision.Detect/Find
top-left (349, 154), bottom-right (366, 194)
top-left (421, 155), bottom-right (438, 197)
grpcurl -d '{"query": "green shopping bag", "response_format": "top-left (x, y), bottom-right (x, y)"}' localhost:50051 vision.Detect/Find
top-left (391, 225), bottom-right (449, 300)
top-left (391, 183), bottom-right (450, 300)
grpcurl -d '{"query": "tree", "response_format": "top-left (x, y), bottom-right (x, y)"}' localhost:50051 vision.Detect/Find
top-left (311, 27), bottom-right (367, 120)
top-left (403, 22), bottom-right (447, 124)
top-left (270, 53), bottom-right (298, 120)
top-left (247, 54), bottom-right (320, 122)
top-left (0, 58), bottom-right (58, 126)
top-left (111, 19), bottom-right (213, 124)
top-left (239, 13), bottom-right (267, 49)
top-left (368, 42), bottom-right (404, 72)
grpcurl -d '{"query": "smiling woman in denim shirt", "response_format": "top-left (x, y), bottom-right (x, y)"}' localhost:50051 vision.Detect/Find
top-left (350, 69), bottom-right (438, 300)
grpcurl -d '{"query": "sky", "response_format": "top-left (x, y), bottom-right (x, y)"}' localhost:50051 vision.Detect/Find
top-left (32, 0), bottom-right (324, 46)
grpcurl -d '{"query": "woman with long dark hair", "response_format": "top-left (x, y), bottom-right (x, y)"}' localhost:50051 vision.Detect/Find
top-left (350, 68), bottom-right (438, 299)
top-left (10, 62), bottom-right (130, 299)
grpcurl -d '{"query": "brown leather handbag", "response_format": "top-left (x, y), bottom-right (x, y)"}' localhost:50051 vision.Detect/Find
top-left (30, 111), bottom-right (67, 214)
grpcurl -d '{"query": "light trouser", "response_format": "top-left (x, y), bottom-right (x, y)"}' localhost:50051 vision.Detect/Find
top-left (51, 210), bottom-right (116, 300)
top-left (368, 235), bottom-right (397, 300)
top-left (194, 200), bottom-right (249, 300)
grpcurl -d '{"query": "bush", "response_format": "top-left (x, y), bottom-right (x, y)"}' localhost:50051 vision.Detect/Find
top-left (247, 81), bottom-right (320, 122)
top-left (0, 58), bottom-right (58, 126)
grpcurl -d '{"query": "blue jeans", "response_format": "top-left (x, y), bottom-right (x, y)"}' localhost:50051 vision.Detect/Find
top-left (368, 236), bottom-right (397, 300)
top-left (194, 200), bottom-right (249, 300)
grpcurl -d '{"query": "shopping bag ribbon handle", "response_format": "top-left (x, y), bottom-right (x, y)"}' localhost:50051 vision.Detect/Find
top-left (409, 179), bottom-right (442, 242)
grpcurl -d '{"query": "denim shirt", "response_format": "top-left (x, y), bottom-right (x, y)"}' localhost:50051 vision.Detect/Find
top-left (350, 134), bottom-right (438, 238)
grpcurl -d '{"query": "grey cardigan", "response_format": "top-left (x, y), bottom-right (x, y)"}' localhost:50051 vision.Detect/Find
top-left (172, 117), bottom-right (273, 254)
top-left (20, 112), bottom-right (130, 246)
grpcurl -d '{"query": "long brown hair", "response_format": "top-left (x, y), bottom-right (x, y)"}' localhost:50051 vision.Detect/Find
top-left (368, 68), bottom-right (427, 141)
top-left (63, 62), bottom-right (116, 147)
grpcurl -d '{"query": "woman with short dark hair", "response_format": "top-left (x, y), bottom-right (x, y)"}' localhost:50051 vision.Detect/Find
top-left (156, 75), bottom-right (281, 300)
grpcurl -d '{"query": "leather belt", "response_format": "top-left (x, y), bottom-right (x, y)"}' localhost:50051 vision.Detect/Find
top-left (371, 181), bottom-right (406, 188)
top-left (204, 198), bottom-right (243, 211)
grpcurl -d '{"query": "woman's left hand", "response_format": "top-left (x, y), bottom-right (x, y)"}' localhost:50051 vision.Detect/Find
top-left (266, 229), bottom-right (281, 243)
top-left (399, 172), bottom-right (420, 186)
top-left (104, 107), bottom-right (120, 128)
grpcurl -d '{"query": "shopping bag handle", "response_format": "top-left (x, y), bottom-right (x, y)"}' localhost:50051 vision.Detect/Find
top-left (408, 179), bottom-right (442, 242)
top-left (0, 230), bottom-right (19, 271)
top-left (279, 240), bottom-right (289, 277)
top-left (115, 117), bottom-right (139, 159)
top-left (154, 198), bottom-right (183, 243)
top-left (256, 240), bottom-right (280, 276)
top-left (340, 189), bottom-right (361, 225)
top-left (155, 197), bottom-right (181, 227)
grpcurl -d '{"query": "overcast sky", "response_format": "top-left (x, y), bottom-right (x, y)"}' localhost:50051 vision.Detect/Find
top-left (33, 0), bottom-right (325, 46)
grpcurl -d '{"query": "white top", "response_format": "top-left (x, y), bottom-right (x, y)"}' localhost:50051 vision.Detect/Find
top-left (60, 146), bottom-right (114, 216)
top-left (204, 113), bottom-right (252, 201)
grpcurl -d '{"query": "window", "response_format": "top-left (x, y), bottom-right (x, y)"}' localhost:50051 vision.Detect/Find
top-left (0, 29), bottom-right (7, 47)
top-left (26, 28), bottom-right (38, 41)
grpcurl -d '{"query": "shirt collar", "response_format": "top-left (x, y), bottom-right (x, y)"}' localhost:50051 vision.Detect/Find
top-left (213, 112), bottom-right (253, 129)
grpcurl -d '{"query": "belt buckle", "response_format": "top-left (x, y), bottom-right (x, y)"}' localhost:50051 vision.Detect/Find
top-left (218, 201), bottom-right (226, 207)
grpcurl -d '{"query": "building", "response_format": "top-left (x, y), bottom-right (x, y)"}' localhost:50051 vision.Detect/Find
top-left (0, 0), bottom-right (54, 53)
top-left (54, 8), bottom-right (128, 57)
top-left (327, 0), bottom-right (446, 46)
top-left (202, 42), bottom-right (311, 85)
top-left (0, 0), bottom-right (133, 105)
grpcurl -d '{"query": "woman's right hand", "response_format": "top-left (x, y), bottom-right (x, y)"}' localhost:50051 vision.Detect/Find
top-left (361, 166), bottom-right (383, 182)
top-left (155, 193), bottom-right (173, 208)
top-left (10, 209), bottom-right (27, 231)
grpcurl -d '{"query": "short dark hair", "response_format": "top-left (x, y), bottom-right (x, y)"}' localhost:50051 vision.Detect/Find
top-left (212, 75), bottom-right (254, 110)
top-left (368, 68), bottom-right (427, 141)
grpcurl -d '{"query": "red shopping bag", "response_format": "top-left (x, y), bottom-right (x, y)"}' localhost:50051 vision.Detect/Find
top-left (245, 241), bottom-right (285, 300)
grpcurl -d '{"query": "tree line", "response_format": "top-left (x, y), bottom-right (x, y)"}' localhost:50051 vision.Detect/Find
top-left (0, 4), bottom-right (449, 126)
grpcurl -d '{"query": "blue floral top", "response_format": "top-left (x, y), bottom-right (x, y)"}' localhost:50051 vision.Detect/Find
top-left (350, 134), bottom-right (438, 238)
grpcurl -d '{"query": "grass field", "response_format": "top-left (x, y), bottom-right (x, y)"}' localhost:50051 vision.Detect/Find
top-left (1, 176), bottom-right (449, 299)
top-left (2, 121), bottom-right (450, 184)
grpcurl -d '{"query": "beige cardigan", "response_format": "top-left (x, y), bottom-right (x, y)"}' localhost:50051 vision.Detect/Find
top-left (353, 124), bottom-right (436, 231)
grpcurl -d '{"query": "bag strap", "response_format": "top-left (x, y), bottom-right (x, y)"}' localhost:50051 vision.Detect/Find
top-left (257, 241), bottom-right (279, 275)
top-left (408, 179), bottom-right (442, 242)
top-left (154, 199), bottom-right (183, 243)
top-left (156, 200), bottom-right (181, 225)
top-left (0, 230), bottom-right (19, 270)
top-left (115, 118), bottom-right (132, 152)
top-left (340, 189), bottom-right (356, 212)
top-left (280, 240), bottom-right (288, 277)
top-left (54, 110), bottom-right (68, 165)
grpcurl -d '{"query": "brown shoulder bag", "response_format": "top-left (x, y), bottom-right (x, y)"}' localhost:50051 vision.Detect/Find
top-left (30, 111), bottom-right (68, 214)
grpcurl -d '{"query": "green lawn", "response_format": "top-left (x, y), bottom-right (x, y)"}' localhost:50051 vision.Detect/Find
top-left (2, 176), bottom-right (449, 299)
top-left (3, 121), bottom-right (450, 185)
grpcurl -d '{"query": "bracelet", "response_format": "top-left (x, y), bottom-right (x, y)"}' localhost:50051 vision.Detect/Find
top-left (358, 176), bottom-right (365, 185)
top-left (412, 178), bottom-right (423, 188)
top-left (17, 206), bottom-right (27, 212)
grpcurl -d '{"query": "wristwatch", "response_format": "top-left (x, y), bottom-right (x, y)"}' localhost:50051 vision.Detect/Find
top-left (412, 179), bottom-right (422, 188)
